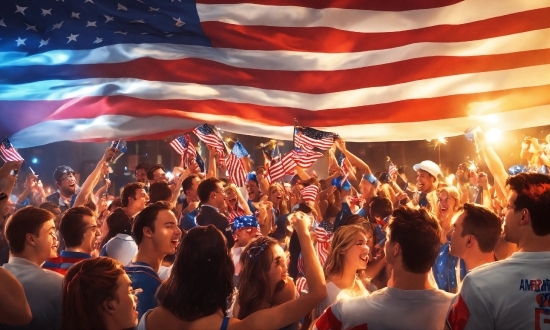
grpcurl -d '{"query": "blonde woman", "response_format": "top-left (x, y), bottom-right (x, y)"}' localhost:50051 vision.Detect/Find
top-left (433, 186), bottom-right (465, 293)
top-left (434, 187), bottom-right (461, 243)
top-left (314, 224), bottom-right (370, 318)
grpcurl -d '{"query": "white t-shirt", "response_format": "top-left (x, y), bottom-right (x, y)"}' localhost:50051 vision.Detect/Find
top-left (314, 287), bottom-right (455, 330)
top-left (231, 246), bottom-right (244, 276)
top-left (447, 251), bottom-right (550, 330)
top-left (315, 280), bottom-right (369, 319)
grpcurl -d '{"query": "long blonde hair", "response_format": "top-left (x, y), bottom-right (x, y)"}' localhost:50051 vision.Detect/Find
top-left (324, 225), bottom-right (368, 279)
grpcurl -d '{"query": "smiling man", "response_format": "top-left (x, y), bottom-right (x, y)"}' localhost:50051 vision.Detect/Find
top-left (43, 206), bottom-right (99, 275)
top-left (46, 165), bottom-right (78, 213)
top-left (126, 201), bottom-right (182, 319)
top-left (412, 160), bottom-right (442, 211)
top-left (2, 206), bottom-right (63, 329)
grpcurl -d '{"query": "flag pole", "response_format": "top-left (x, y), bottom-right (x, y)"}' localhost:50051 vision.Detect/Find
top-left (292, 118), bottom-right (298, 149)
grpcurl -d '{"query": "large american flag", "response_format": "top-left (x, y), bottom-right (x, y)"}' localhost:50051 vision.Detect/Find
top-left (0, 138), bottom-right (24, 162)
top-left (2, 1), bottom-right (550, 148)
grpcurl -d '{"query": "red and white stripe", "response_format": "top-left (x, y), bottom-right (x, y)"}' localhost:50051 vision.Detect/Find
top-left (6, 1), bottom-right (550, 147)
top-left (226, 153), bottom-right (247, 187)
top-left (292, 149), bottom-right (323, 169)
top-left (193, 127), bottom-right (226, 157)
top-left (295, 276), bottom-right (309, 297)
top-left (227, 206), bottom-right (246, 224)
top-left (314, 226), bottom-right (331, 267)
top-left (294, 131), bottom-right (335, 152)
top-left (0, 144), bottom-right (24, 162)
top-left (300, 185), bottom-right (320, 202)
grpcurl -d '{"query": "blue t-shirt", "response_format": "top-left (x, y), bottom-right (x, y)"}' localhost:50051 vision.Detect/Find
top-left (125, 261), bottom-right (162, 319)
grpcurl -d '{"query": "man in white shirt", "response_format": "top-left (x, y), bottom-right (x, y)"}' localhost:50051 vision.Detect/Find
top-left (447, 173), bottom-right (550, 330)
top-left (314, 206), bottom-right (454, 330)
top-left (2, 206), bottom-right (63, 329)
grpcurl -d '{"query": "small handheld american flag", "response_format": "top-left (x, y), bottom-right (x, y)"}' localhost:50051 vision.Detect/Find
top-left (170, 135), bottom-right (197, 168)
top-left (294, 127), bottom-right (336, 152)
top-left (300, 185), bottom-right (319, 202)
top-left (193, 124), bottom-right (227, 157)
top-left (0, 138), bottom-right (24, 162)
top-left (226, 141), bottom-right (249, 187)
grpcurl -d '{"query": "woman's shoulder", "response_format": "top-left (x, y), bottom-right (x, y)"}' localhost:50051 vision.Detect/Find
top-left (143, 307), bottom-right (227, 330)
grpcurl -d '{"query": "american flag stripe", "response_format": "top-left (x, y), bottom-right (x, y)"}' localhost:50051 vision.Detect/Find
top-left (5, 48), bottom-right (550, 94)
top-left (0, 144), bottom-right (24, 162)
top-left (226, 153), bottom-right (247, 187)
top-left (193, 125), bottom-right (226, 157)
top-left (199, 8), bottom-right (550, 52)
top-left (292, 149), bottom-right (323, 169)
top-left (294, 129), bottom-right (335, 152)
top-left (2, 1), bottom-right (550, 148)
top-left (267, 159), bottom-right (285, 183)
top-left (169, 140), bottom-right (186, 155)
top-left (300, 185), bottom-right (320, 202)
top-left (197, 0), bottom-right (461, 10)
top-left (5, 67), bottom-right (550, 112)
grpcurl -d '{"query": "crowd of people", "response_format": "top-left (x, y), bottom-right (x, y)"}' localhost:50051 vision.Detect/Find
top-left (0, 128), bottom-right (549, 329)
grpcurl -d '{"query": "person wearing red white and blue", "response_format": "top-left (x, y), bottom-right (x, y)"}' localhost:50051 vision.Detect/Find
top-left (231, 215), bottom-right (260, 285)
top-left (43, 206), bottom-right (98, 275)
top-left (125, 201), bottom-right (182, 319)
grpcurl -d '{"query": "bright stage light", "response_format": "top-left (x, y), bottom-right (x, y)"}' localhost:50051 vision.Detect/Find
top-left (485, 128), bottom-right (503, 143)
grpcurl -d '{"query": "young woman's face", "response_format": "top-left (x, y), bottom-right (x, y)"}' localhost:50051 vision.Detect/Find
top-left (112, 273), bottom-right (139, 329)
top-left (267, 244), bottom-right (288, 288)
top-left (225, 189), bottom-right (237, 207)
top-left (343, 232), bottom-right (369, 271)
top-left (438, 190), bottom-right (456, 218)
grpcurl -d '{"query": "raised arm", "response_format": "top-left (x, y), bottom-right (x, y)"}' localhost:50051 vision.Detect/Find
top-left (0, 161), bottom-right (22, 218)
top-left (335, 137), bottom-right (373, 175)
top-left (231, 211), bottom-right (326, 330)
top-left (206, 146), bottom-right (218, 179)
top-left (73, 148), bottom-right (115, 207)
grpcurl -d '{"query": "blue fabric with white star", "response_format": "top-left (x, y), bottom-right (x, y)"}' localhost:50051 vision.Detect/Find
top-left (232, 215), bottom-right (258, 232)
top-left (0, 0), bottom-right (211, 53)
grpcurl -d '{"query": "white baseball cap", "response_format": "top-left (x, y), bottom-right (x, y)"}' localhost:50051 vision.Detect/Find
top-left (413, 160), bottom-right (442, 178)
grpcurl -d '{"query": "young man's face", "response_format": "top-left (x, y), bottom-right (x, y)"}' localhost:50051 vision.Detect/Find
top-left (449, 212), bottom-right (468, 258)
top-left (81, 215), bottom-right (100, 255)
top-left (503, 191), bottom-right (521, 244)
top-left (129, 188), bottom-right (149, 212)
top-left (151, 210), bottom-right (182, 256)
top-left (186, 177), bottom-right (201, 200)
top-left (234, 227), bottom-right (258, 246)
top-left (32, 219), bottom-right (58, 262)
top-left (152, 168), bottom-right (167, 183)
top-left (135, 169), bottom-right (148, 184)
top-left (416, 170), bottom-right (434, 193)
top-left (246, 180), bottom-right (260, 202)
top-left (57, 173), bottom-right (77, 196)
